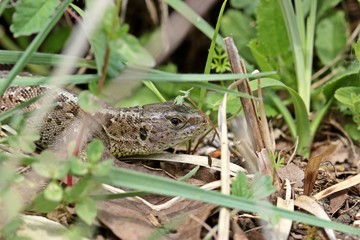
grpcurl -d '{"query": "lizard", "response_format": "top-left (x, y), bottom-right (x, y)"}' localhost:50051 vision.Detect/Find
top-left (0, 85), bottom-right (209, 158)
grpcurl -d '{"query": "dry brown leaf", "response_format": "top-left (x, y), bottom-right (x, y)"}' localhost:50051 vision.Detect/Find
top-left (314, 174), bottom-right (360, 200)
top-left (277, 163), bottom-right (304, 188)
top-left (329, 190), bottom-right (348, 214)
top-left (303, 145), bottom-right (336, 196)
top-left (274, 179), bottom-right (294, 240)
top-left (310, 140), bottom-right (349, 164)
top-left (97, 198), bottom-right (215, 240)
top-left (294, 195), bottom-right (336, 240)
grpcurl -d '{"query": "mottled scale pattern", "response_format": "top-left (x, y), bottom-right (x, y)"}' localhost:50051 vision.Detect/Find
top-left (0, 85), bottom-right (209, 157)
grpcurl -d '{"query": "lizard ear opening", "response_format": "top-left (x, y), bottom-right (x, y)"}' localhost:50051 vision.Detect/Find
top-left (140, 128), bottom-right (147, 141)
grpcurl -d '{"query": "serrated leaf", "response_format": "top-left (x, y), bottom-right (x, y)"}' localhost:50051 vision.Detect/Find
top-left (248, 39), bottom-right (276, 73)
top-left (231, 172), bottom-right (250, 198)
top-left (250, 173), bottom-right (275, 199)
top-left (256, 0), bottom-right (290, 56)
top-left (76, 198), bottom-right (97, 225)
top-left (335, 87), bottom-right (360, 107)
top-left (315, 11), bottom-right (347, 65)
top-left (10, 0), bottom-right (59, 37)
top-left (44, 181), bottom-right (63, 202)
top-left (86, 139), bottom-right (104, 163)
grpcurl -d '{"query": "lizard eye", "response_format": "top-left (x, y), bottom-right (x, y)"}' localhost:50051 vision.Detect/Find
top-left (170, 117), bottom-right (182, 127)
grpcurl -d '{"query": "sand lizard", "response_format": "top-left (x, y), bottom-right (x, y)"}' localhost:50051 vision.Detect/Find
top-left (0, 84), bottom-right (209, 157)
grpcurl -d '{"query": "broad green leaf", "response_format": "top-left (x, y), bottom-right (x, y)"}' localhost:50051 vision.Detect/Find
top-left (256, 0), bottom-right (290, 56)
top-left (78, 90), bottom-right (102, 113)
top-left (317, 0), bottom-right (342, 18)
top-left (345, 123), bottom-right (360, 141)
top-left (64, 177), bottom-right (98, 203)
top-left (44, 181), bottom-right (63, 202)
top-left (32, 150), bottom-right (69, 179)
top-left (335, 87), bottom-right (360, 107)
top-left (41, 26), bottom-right (71, 53)
top-left (10, 0), bottom-right (59, 37)
top-left (70, 157), bottom-right (89, 176)
top-left (248, 39), bottom-right (276, 73)
top-left (221, 9), bottom-right (256, 61)
top-left (315, 11), bottom-right (347, 65)
top-left (32, 192), bottom-right (59, 213)
top-left (318, 69), bottom-right (360, 100)
top-left (251, 173), bottom-right (275, 199)
top-left (113, 34), bottom-right (155, 67)
top-left (76, 198), bottom-right (97, 225)
top-left (232, 172), bottom-right (251, 198)
top-left (86, 139), bottom-right (104, 163)
top-left (7, 128), bottom-right (39, 154)
top-left (90, 160), bottom-right (112, 177)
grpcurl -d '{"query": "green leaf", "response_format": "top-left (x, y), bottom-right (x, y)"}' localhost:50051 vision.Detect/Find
top-left (315, 11), bottom-right (347, 65)
top-left (248, 39), bottom-right (276, 73)
top-left (113, 34), bottom-right (155, 67)
top-left (251, 173), bottom-right (275, 199)
top-left (344, 123), bottom-right (360, 141)
top-left (86, 139), bottom-right (104, 163)
top-left (64, 177), bottom-right (98, 203)
top-left (232, 172), bottom-right (275, 200)
top-left (78, 90), bottom-right (102, 113)
top-left (231, 172), bottom-right (251, 198)
top-left (90, 160), bottom-right (112, 177)
top-left (10, 0), bottom-right (59, 37)
top-left (32, 150), bottom-right (69, 179)
top-left (70, 157), bottom-right (89, 176)
top-left (44, 181), bottom-right (63, 202)
top-left (256, 0), bottom-right (290, 56)
top-left (76, 198), bottom-right (97, 225)
top-left (32, 192), bottom-right (59, 213)
top-left (221, 9), bottom-right (256, 61)
top-left (317, 0), bottom-right (341, 18)
top-left (319, 70), bottom-right (360, 100)
top-left (335, 87), bottom-right (360, 107)
top-left (7, 125), bottom-right (39, 154)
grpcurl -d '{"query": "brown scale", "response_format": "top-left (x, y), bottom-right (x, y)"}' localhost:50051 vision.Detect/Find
top-left (1, 85), bottom-right (209, 158)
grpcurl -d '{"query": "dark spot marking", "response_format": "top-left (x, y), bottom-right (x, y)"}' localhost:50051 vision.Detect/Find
top-left (55, 119), bottom-right (62, 126)
top-left (140, 128), bottom-right (147, 141)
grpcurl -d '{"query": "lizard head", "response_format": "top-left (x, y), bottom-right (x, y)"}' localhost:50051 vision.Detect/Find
top-left (96, 102), bottom-right (209, 157)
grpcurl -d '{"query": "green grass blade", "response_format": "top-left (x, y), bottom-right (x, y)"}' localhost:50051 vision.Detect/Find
top-left (0, 0), bottom-right (11, 17)
top-left (0, 0), bottom-right (73, 96)
top-left (268, 90), bottom-right (297, 139)
top-left (200, 0), bottom-right (228, 107)
top-left (250, 78), bottom-right (311, 157)
top-left (0, 50), bottom-right (96, 69)
top-left (95, 167), bottom-right (360, 236)
top-left (165, 0), bottom-right (224, 46)
top-left (278, 0), bottom-right (308, 112)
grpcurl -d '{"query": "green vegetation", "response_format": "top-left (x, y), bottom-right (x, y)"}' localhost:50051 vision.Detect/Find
top-left (0, 0), bottom-right (359, 238)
